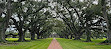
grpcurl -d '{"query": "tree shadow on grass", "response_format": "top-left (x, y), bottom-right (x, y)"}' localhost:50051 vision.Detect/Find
top-left (0, 42), bottom-right (18, 45)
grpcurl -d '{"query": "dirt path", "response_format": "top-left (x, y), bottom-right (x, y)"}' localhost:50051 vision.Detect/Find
top-left (47, 38), bottom-right (63, 49)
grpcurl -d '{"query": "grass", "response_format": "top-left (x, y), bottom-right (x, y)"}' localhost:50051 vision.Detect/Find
top-left (0, 38), bottom-right (53, 49)
top-left (1, 38), bottom-right (110, 49)
top-left (56, 38), bottom-right (111, 49)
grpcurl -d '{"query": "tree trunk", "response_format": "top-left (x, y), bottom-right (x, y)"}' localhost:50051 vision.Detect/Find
top-left (106, 0), bottom-right (111, 43)
top-left (18, 34), bottom-right (25, 42)
top-left (65, 34), bottom-right (69, 39)
top-left (0, 0), bottom-right (11, 43)
top-left (37, 34), bottom-right (40, 39)
top-left (86, 32), bottom-right (91, 42)
top-left (74, 35), bottom-right (81, 40)
top-left (0, 26), bottom-right (6, 42)
top-left (36, 27), bottom-right (40, 39)
top-left (0, 19), bottom-right (6, 42)
top-left (107, 30), bottom-right (111, 42)
top-left (31, 32), bottom-right (35, 40)
top-left (18, 29), bottom-right (25, 42)
top-left (70, 34), bottom-right (73, 39)
top-left (101, 0), bottom-right (111, 43)
top-left (85, 22), bottom-right (91, 42)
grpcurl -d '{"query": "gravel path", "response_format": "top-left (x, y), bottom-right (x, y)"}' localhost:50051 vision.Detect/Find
top-left (47, 38), bottom-right (63, 49)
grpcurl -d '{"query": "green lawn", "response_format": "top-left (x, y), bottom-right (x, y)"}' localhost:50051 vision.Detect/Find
top-left (1, 38), bottom-right (111, 49)
top-left (0, 38), bottom-right (52, 49)
top-left (56, 38), bottom-right (111, 49)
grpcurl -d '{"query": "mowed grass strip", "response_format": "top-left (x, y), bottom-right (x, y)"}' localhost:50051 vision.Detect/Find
top-left (0, 38), bottom-right (53, 49)
top-left (56, 38), bottom-right (111, 49)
